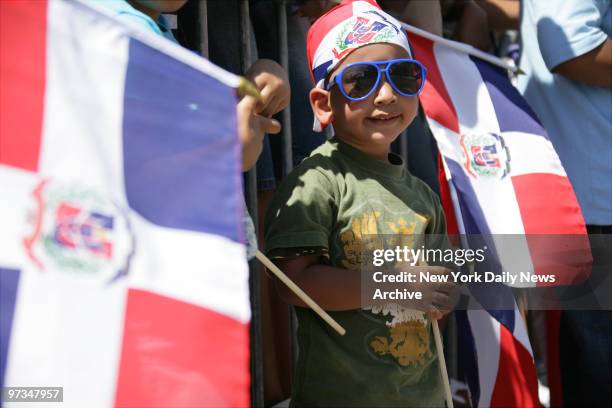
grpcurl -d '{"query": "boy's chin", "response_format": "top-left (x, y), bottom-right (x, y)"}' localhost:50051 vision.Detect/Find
top-left (366, 130), bottom-right (402, 145)
top-left (363, 121), bottom-right (406, 143)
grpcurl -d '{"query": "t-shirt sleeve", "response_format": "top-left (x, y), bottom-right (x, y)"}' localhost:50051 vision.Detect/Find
top-left (265, 167), bottom-right (336, 258)
top-left (532, 0), bottom-right (609, 70)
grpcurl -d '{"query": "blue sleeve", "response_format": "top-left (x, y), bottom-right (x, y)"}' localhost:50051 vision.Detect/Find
top-left (90, 0), bottom-right (163, 36)
top-left (532, 0), bottom-right (609, 70)
top-left (114, 12), bottom-right (163, 36)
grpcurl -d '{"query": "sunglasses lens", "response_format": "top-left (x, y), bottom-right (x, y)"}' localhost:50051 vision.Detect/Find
top-left (388, 61), bottom-right (423, 95)
top-left (341, 64), bottom-right (379, 99)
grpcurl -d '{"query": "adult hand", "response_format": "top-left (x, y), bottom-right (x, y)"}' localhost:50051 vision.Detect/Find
top-left (237, 94), bottom-right (281, 171)
top-left (245, 59), bottom-right (291, 118)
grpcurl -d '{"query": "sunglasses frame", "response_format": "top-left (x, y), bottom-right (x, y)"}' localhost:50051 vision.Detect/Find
top-left (325, 58), bottom-right (428, 101)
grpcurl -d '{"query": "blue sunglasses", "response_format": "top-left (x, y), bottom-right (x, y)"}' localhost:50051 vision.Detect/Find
top-left (325, 58), bottom-right (427, 101)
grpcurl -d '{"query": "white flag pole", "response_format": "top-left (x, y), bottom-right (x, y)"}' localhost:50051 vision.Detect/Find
top-left (255, 250), bottom-right (346, 336)
top-left (432, 319), bottom-right (454, 408)
top-left (401, 22), bottom-right (522, 75)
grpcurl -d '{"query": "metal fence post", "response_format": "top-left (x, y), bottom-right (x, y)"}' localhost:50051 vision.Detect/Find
top-left (197, 0), bottom-right (208, 58)
top-left (239, 2), bottom-right (264, 406)
top-left (277, 0), bottom-right (300, 381)
top-left (278, 0), bottom-right (293, 176)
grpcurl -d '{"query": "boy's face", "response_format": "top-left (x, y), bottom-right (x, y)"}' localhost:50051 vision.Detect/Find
top-left (314, 43), bottom-right (419, 157)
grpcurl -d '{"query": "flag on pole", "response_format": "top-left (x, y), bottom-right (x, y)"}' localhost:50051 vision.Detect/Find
top-left (0, 1), bottom-right (250, 406)
top-left (408, 34), bottom-right (591, 288)
top-left (407, 32), bottom-right (593, 407)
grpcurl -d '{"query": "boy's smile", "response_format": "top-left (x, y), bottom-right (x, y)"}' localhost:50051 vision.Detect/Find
top-left (314, 43), bottom-right (420, 161)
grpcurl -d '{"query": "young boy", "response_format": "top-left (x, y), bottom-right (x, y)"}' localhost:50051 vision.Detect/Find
top-left (265, 0), bottom-right (459, 406)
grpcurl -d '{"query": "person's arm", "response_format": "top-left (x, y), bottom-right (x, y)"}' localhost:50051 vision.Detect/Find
top-left (380, 0), bottom-right (443, 36)
top-left (534, 0), bottom-right (612, 87)
top-left (273, 255), bottom-right (459, 319)
top-left (454, 0), bottom-right (496, 51)
top-left (476, 0), bottom-right (519, 31)
top-left (237, 95), bottom-right (281, 171)
top-left (552, 39), bottom-right (612, 87)
top-left (274, 255), bottom-right (362, 310)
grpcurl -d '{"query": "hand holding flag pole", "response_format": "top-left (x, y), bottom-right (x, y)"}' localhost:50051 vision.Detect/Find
top-left (237, 76), bottom-right (263, 101)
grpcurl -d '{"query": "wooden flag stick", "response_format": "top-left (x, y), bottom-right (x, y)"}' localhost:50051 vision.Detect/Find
top-left (255, 250), bottom-right (346, 336)
top-left (432, 319), bottom-right (454, 408)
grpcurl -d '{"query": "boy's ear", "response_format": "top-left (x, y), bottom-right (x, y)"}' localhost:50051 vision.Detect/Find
top-left (309, 88), bottom-right (334, 127)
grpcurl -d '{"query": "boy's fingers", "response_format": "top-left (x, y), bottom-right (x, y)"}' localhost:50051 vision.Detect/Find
top-left (446, 283), bottom-right (461, 302)
top-left (428, 308), bottom-right (444, 320)
top-left (435, 282), bottom-right (458, 295)
top-left (422, 266), bottom-right (451, 277)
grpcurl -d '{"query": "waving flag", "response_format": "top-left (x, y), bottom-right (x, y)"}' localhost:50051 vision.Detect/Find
top-left (0, 1), bottom-right (249, 407)
top-left (408, 34), bottom-right (590, 289)
top-left (405, 31), bottom-right (592, 407)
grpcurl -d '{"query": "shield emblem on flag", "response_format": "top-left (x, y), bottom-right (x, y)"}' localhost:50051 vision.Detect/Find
top-left (461, 133), bottom-right (511, 179)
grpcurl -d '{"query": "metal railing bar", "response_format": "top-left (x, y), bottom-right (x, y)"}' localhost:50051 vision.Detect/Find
top-left (240, 1), bottom-right (264, 406)
top-left (278, 0), bottom-right (293, 177)
top-left (197, 0), bottom-right (208, 58)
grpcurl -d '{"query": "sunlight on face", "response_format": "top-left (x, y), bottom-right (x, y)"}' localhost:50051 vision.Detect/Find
top-left (328, 43), bottom-right (419, 158)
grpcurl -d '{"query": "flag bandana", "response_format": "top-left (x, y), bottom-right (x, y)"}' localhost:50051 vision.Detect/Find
top-left (0, 0), bottom-right (250, 406)
top-left (306, 0), bottom-right (411, 131)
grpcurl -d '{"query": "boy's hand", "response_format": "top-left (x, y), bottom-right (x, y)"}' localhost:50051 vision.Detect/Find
top-left (237, 94), bottom-right (281, 171)
top-left (245, 59), bottom-right (290, 118)
top-left (397, 264), bottom-right (460, 320)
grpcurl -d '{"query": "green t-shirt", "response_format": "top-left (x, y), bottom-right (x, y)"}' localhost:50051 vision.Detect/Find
top-left (265, 138), bottom-right (447, 407)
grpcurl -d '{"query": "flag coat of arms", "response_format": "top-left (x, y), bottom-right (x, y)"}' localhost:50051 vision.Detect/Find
top-left (408, 32), bottom-right (591, 407)
top-left (0, 1), bottom-right (250, 406)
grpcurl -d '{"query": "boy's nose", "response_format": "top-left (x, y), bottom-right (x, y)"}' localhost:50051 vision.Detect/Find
top-left (373, 79), bottom-right (397, 106)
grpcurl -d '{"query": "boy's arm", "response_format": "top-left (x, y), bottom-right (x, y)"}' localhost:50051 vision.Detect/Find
top-left (273, 255), bottom-right (362, 311)
top-left (272, 255), bottom-right (460, 318)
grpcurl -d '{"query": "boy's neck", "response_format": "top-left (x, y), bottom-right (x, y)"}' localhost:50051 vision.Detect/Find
top-left (335, 134), bottom-right (391, 162)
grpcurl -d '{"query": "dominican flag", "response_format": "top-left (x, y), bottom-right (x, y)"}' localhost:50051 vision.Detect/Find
top-left (407, 32), bottom-right (593, 407)
top-left (0, 1), bottom-right (249, 407)
top-left (408, 33), bottom-right (591, 289)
